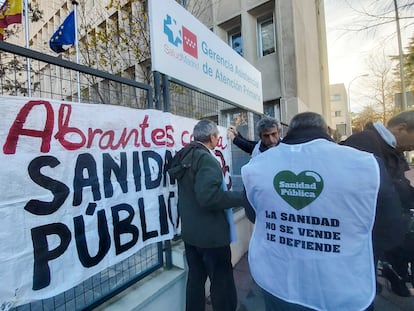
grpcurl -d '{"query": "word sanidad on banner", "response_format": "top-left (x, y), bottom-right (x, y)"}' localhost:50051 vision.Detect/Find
top-left (0, 96), bottom-right (233, 307)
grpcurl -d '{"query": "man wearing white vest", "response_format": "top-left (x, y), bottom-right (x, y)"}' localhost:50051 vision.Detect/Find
top-left (227, 117), bottom-right (281, 157)
top-left (242, 112), bottom-right (405, 311)
top-left (228, 117), bottom-right (281, 223)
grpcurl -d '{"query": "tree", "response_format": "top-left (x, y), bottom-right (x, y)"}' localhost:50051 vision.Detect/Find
top-left (338, 0), bottom-right (414, 109)
top-left (363, 49), bottom-right (397, 122)
top-left (350, 47), bottom-right (397, 129)
top-left (74, 0), bottom-right (150, 106)
top-left (340, 0), bottom-right (414, 35)
top-left (403, 35), bottom-right (414, 91)
top-left (77, 0), bottom-right (212, 83)
top-left (351, 106), bottom-right (382, 133)
top-left (392, 34), bottom-right (414, 92)
top-left (1, 2), bottom-right (43, 41)
top-left (0, 3), bottom-right (43, 96)
top-left (72, 0), bottom-right (213, 108)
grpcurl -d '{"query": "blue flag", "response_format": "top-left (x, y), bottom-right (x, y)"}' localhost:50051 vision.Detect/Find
top-left (49, 10), bottom-right (75, 53)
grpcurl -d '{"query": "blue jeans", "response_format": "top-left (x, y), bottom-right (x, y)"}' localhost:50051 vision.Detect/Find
top-left (184, 243), bottom-right (237, 311)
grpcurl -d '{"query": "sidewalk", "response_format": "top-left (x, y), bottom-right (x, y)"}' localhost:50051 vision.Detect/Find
top-left (206, 168), bottom-right (414, 310)
top-left (232, 252), bottom-right (264, 311)
top-left (229, 253), bottom-right (414, 311)
top-left (232, 167), bottom-right (414, 310)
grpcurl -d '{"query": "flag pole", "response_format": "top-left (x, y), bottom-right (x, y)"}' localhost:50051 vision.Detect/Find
top-left (72, 0), bottom-right (80, 102)
top-left (24, 0), bottom-right (31, 96)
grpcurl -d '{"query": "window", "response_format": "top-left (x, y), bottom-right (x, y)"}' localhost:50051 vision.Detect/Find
top-left (263, 104), bottom-right (274, 117)
top-left (258, 15), bottom-right (275, 57)
top-left (334, 111), bottom-right (342, 117)
top-left (228, 27), bottom-right (242, 56)
top-left (330, 94), bottom-right (341, 101)
top-left (229, 110), bottom-right (248, 127)
top-left (141, 0), bottom-right (149, 29)
top-left (109, 12), bottom-right (120, 45)
top-left (336, 124), bottom-right (346, 136)
top-left (223, 109), bottom-right (251, 192)
top-left (176, 0), bottom-right (187, 7)
top-left (121, 3), bottom-right (133, 36)
top-left (264, 100), bottom-right (281, 119)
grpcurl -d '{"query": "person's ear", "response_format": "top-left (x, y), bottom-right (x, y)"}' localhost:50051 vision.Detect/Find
top-left (394, 123), bottom-right (408, 133)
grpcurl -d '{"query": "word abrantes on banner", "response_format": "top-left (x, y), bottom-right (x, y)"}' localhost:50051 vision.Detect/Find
top-left (1, 99), bottom-right (229, 293)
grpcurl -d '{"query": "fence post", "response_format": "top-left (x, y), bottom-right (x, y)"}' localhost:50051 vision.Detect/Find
top-left (164, 240), bottom-right (173, 269)
top-left (162, 74), bottom-right (170, 112)
top-left (153, 71), bottom-right (161, 110)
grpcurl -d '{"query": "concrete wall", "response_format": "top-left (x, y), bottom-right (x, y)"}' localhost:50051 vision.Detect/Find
top-left (94, 268), bottom-right (186, 311)
top-left (94, 209), bottom-right (252, 311)
top-left (212, 0), bottom-right (330, 123)
top-left (330, 83), bottom-right (349, 137)
top-left (291, 0), bottom-right (324, 115)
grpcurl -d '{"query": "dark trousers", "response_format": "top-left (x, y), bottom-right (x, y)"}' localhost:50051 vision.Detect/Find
top-left (385, 233), bottom-right (414, 277)
top-left (184, 243), bottom-right (237, 311)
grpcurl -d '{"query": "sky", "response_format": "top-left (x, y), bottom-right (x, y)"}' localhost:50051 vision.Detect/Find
top-left (1, 0), bottom-right (411, 112)
top-left (324, 0), bottom-right (414, 112)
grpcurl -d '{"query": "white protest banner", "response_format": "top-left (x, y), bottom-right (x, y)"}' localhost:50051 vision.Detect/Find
top-left (148, 0), bottom-right (263, 114)
top-left (0, 96), bottom-right (232, 307)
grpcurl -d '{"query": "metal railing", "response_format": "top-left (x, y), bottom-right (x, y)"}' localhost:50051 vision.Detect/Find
top-left (0, 39), bottom-right (280, 310)
top-left (0, 41), bottom-right (164, 311)
top-left (0, 41), bottom-right (151, 107)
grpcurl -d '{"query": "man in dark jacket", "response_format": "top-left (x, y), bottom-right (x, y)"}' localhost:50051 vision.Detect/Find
top-left (228, 117), bottom-right (281, 156)
top-left (342, 110), bottom-right (414, 297)
top-left (168, 120), bottom-right (246, 311)
top-left (228, 117), bottom-right (281, 223)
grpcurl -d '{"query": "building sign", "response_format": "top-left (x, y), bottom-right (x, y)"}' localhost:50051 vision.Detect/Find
top-left (0, 96), bottom-right (232, 308)
top-left (148, 0), bottom-right (263, 114)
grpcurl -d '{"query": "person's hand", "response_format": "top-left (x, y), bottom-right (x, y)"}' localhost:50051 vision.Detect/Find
top-left (227, 126), bottom-right (238, 140)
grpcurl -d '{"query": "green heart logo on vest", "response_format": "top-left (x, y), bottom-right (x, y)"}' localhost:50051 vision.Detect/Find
top-left (273, 170), bottom-right (323, 210)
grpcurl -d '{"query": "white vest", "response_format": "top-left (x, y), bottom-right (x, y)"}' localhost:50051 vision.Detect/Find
top-left (251, 140), bottom-right (262, 157)
top-left (241, 139), bottom-right (379, 311)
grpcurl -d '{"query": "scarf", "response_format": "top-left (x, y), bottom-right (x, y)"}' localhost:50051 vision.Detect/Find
top-left (373, 122), bottom-right (397, 148)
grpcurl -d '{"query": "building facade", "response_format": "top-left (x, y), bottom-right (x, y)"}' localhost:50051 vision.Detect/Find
top-left (10, 0), bottom-right (331, 130)
top-left (210, 0), bottom-right (331, 127)
top-left (330, 83), bottom-right (350, 138)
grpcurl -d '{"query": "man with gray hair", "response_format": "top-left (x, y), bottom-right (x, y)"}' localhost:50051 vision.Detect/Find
top-left (228, 116), bottom-right (281, 156)
top-left (242, 112), bottom-right (404, 310)
top-left (168, 119), bottom-right (246, 311)
top-left (342, 110), bottom-right (414, 297)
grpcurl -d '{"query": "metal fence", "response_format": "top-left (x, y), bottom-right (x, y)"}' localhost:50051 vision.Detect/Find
top-left (0, 39), bottom-right (282, 310)
top-left (12, 244), bottom-right (163, 311)
top-left (0, 41), bottom-right (164, 311)
top-left (0, 41), bottom-right (151, 107)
